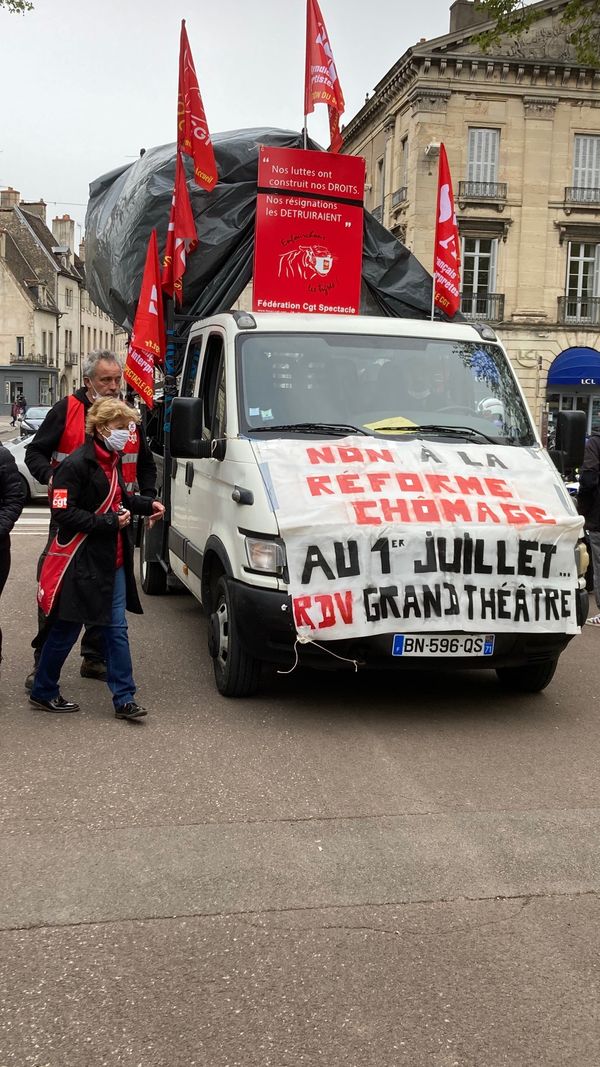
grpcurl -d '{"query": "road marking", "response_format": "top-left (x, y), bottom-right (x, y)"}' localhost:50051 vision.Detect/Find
top-left (13, 508), bottom-right (48, 536)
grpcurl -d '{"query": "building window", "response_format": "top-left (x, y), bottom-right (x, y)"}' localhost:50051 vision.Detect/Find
top-left (87, 326), bottom-right (91, 353)
top-left (65, 287), bottom-right (73, 308)
top-left (564, 242), bottom-right (600, 323)
top-left (375, 156), bottom-right (384, 207)
top-left (5, 380), bottom-right (24, 404)
top-left (461, 237), bottom-right (498, 317)
top-left (467, 128), bottom-right (499, 184)
top-left (42, 331), bottom-right (47, 357)
top-left (16, 336), bottom-right (25, 357)
top-left (80, 326), bottom-right (84, 356)
top-left (49, 333), bottom-right (54, 362)
top-left (39, 378), bottom-right (50, 405)
top-left (573, 135), bottom-right (600, 194)
top-left (93, 328), bottom-right (97, 348)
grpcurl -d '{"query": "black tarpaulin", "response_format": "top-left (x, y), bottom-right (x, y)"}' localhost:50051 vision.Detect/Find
top-left (85, 127), bottom-right (445, 334)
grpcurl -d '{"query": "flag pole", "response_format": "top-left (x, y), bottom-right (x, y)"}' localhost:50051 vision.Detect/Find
top-left (303, 118), bottom-right (308, 150)
top-left (160, 294), bottom-right (176, 567)
top-left (431, 273), bottom-right (436, 321)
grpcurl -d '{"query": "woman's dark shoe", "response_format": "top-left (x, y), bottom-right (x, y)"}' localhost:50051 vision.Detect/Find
top-left (30, 694), bottom-right (80, 713)
top-left (25, 670), bottom-right (36, 692)
top-left (115, 702), bottom-right (147, 720)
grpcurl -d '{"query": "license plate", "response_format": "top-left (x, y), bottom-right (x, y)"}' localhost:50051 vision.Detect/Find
top-left (392, 634), bottom-right (495, 657)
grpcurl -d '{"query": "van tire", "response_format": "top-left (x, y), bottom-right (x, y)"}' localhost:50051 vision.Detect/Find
top-left (495, 659), bottom-right (558, 693)
top-left (210, 575), bottom-right (261, 697)
top-left (19, 474), bottom-right (31, 506)
top-left (140, 523), bottom-right (167, 596)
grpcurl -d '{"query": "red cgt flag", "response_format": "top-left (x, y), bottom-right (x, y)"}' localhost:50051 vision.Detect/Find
top-left (125, 230), bottom-right (166, 409)
top-left (433, 143), bottom-right (461, 318)
top-left (304, 0), bottom-right (345, 153)
top-left (178, 19), bottom-right (218, 191)
top-left (162, 152), bottom-right (198, 304)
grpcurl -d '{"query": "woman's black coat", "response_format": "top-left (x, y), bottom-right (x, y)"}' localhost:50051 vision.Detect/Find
top-left (49, 437), bottom-right (155, 625)
top-left (0, 444), bottom-right (26, 540)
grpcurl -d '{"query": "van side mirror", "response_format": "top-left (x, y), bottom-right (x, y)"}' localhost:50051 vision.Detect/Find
top-left (169, 394), bottom-right (213, 456)
top-left (549, 410), bottom-right (586, 474)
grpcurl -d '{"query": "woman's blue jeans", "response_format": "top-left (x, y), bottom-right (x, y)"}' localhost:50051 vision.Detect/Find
top-left (31, 567), bottom-right (136, 708)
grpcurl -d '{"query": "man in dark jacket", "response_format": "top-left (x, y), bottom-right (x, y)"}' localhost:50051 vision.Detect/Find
top-left (25, 349), bottom-right (157, 684)
top-left (0, 443), bottom-right (27, 671)
top-left (578, 432), bottom-right (600, 625)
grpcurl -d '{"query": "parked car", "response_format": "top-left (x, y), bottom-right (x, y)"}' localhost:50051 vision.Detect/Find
top-left (2, 435), bottom-right (47, 503)
top-left (19, 405), bottom-right (51, 437)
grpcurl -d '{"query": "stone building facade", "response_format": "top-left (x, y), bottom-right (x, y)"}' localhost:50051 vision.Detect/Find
top-left (0, 223), bottom-right (60, 413)
top-left (341, 0), bottom-right (600, 437)
top-left (0, 189), bottom-right (125, 414)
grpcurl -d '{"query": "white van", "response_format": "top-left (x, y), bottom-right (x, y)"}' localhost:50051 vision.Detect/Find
top-left (141, 311), bottom-right (588, 697)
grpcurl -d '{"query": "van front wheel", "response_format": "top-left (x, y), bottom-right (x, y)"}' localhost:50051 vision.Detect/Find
top-left (139, 522), bottom-right (167, 596)
top-left (209, 576), bottom-right (261, 697)
top-left (495, 659), bottom-right (558, 693)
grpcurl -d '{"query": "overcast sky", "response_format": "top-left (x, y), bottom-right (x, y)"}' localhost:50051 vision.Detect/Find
top-left (0, 0), bottom-right (454, 242)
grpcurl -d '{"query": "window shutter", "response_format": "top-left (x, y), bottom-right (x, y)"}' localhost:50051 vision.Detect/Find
top-left (573, 136), bottom-right (600, 188)
top-left (468, 129), bottom-right (499, 184)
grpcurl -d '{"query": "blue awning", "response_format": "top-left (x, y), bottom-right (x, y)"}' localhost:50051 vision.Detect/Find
top-left (547, 346), bottom-right (600, 386)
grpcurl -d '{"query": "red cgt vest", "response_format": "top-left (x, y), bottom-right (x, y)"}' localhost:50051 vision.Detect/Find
top-left (51, 394), bottom-right (140, 492)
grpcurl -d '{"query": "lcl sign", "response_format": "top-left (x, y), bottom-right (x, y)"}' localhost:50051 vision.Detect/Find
top-left (581, 378), bottom-right (598, 385)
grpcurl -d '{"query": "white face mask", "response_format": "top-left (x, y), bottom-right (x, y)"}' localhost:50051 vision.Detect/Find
top-left (103, 427), bottom-right (130, 452)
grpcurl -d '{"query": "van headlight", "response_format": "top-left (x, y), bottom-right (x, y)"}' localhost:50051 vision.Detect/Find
top-left (576, 540), bottom-right (590, 578)
top-left (245, 536), bottom-right (285, 575)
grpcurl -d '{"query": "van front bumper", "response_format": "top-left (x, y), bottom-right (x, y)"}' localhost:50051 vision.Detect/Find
top-left (230, 580), bottom-right (588, 671)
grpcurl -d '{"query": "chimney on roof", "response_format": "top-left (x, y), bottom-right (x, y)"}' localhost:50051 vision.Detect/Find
top-left (449, 0), bottom-right (487, 33)
top-left (0, 187), bottom-right (20, 209)
top-left (21, 199), bottom-right (47, 224)
top-left (78, 237), bottom-right (86, 262)
top-left (52, 213), bottom-right (75, 258)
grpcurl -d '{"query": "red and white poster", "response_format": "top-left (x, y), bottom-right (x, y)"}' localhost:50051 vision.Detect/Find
top-left (253, 145), bottom-right (365, 317)
top-left (254, 436), bottom-right (583, 641)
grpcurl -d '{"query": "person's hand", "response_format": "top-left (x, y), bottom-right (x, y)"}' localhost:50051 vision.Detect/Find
top-left (147, 500), bottom-right (166, 529)
top-left (117, 509), bottom-right (131, 529)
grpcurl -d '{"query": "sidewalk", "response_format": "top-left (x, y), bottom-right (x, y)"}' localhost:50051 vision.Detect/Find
top-left (0, 415), bottom-right (19, 442)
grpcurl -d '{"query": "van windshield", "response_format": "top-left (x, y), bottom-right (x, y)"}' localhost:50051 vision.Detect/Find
top-left (237, 333), bottom-right (535, 445)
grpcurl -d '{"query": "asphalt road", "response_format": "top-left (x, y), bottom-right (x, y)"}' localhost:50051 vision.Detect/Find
top-left (1, 518), bottom-right (600, 1066)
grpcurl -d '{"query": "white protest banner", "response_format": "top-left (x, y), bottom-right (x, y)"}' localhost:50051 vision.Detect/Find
top-left (254, 437), bottom-right (584, 641)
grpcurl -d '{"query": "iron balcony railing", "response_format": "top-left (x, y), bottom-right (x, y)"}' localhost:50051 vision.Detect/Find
top-left (558, 295), bottom-right (600, 325)
top-left (460, 292), bottom-right (505, 322)
top-left (371, 204), bottom-right (383, 222)
top-left (458, 181), bottom-right (507, 201)
top-left (564, 186), bottom-right (600, 206)
top-left (392, 186), bottom-right (408, 207)
top-left (64, 352), bottom-right (79, 366)
top-left (9, 352), bottom-right (53, 365)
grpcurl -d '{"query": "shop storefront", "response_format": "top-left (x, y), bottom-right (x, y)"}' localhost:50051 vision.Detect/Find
top-left (546, 346), bottom-right (600, 440)
top-left (0, 362), bottom-right (58, 416)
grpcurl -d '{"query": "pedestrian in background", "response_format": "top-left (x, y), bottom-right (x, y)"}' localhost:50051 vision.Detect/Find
top-left (30, 398), bottom-right (164, 718)
top-left (25, 349), bottom-right (156, 686)
top-left (578, 431), bottom-right (600, 625)
top-left (0, 442), bottom-right (27, 674)
top-left (10, 400), bottom-right (20, 427)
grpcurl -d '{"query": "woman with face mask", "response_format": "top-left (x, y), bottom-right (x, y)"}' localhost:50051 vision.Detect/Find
top-left (30, 398), bottom-right (165, 721)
